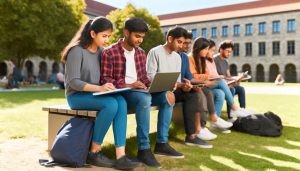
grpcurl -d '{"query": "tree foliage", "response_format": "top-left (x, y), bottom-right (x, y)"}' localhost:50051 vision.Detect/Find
top-left (106, 3), bottom-right (165, 54)
top-left (0, 0), bottom-right (88, 70)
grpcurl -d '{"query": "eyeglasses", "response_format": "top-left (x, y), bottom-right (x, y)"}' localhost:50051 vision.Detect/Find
top-left (183, 42), bottom-right (192, 45)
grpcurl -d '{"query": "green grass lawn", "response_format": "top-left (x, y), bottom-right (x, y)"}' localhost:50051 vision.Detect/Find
top-left (0, 90), bottom-right (300, 170)
top-left (0, 83), bottom-right (56, 88)
top-left (240, 82), bottom-right (300, 87)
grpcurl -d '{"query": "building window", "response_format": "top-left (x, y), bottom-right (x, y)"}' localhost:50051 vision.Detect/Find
top-left (259, 42), bottom-right (265, 55)
top-left (246, 43), bottom-right (252, 56)
top-left (202, 28), bottom-right (207, 37)
top-left (234, 25), bottom-right (240, 35)
top-left (192, 29), bottom-right (197, 39)
top-left (287, 20), bottom-right (295, 32)
top-left (246, 24), bottom-right (252, 35)
top-left (287, 41), bottom-right (295, 55)
top-left (233, 44), bottom-right (239, 56)
top-left (273, 21), bottom-right (280, 33)
top-left (212, 27), bottom-right (217, 37)
top-left (259, 23), bottom-right (266, 34)
top-left (273, 42), bottom-right (280, 55)
top-left (222, 26), bottom-right (228, 36)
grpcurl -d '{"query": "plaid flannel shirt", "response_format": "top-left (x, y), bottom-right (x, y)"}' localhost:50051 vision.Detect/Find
top-left (101, 38), bottom-right (152, 88)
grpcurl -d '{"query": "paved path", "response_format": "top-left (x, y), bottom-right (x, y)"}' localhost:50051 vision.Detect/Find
top-left (0, 87), bottom-right (54, 92)
top-left (244, 86), bottom-right (300, 95)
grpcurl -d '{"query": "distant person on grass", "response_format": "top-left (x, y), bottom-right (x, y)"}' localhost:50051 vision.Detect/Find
top-left (275, 74), bottom-right (285, 85)
top-left (61, 16), bottom-right (141, 170)
top-left (5, 58), bottom-right (22, 89)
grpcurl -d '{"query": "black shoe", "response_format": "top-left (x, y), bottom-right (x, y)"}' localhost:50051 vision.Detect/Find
top-left (154, 142), bottom-right (184, 158)
top-left (86, 150), bottom-right (115, 168)
top-left (185, 136), bottom-right (213, 148)
top-left (114, 155), bottom-right (142, 170)
top-left (137, 148), bottom-right (161, 168)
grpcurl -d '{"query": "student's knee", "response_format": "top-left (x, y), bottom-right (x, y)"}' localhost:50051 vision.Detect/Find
top-left (215, 90), bottom-right (225, 100)
top-left (138, 93), bottom-right (152, 108)
top-left (166, 91), bottom-right (175, 106)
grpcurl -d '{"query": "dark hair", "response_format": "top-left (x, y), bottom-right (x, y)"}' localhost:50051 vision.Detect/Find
top-left (185, 30), bottom-right (193, 39)
top-left (124, 17), bottom-right (149, 34)
top-left (61, 17), bottom-right (113, 63)
top-left (218, 40), bottom-right (234, 52)
top-left (9, 58), bottom-right (15, 64)
top-left (208, 39), bottom-right (215, 49)
top-left (191, 37), bottom-right (210, 74)
top-left (166, 25), bottom-right (187, 40)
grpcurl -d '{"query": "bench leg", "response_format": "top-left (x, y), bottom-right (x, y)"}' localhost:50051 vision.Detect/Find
top-left (171, 106), bottom-right (184, 126)
top-left (48, 113), bottom-right (74, 150)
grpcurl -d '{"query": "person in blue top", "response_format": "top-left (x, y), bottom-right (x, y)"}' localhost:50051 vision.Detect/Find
top-left (5, 58), bottom-right (22, 89)
top-left (175, 30), bottom-right (217, 148)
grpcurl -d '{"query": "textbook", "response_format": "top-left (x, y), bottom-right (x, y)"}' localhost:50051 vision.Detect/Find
top-left (93, 88), bottom-right (132, 96)
top-left (209, 77), bottom-right (223, 81)
top-left (226, 71), bottom-right (251, 85)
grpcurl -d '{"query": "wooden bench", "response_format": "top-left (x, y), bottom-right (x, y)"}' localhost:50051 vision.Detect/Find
top-left (42, 103), bottom-right (184, 150)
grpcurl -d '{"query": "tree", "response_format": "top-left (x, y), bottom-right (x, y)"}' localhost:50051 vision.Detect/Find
top-left (106, 3), bottom-right (165, 54)
top-left (0, 0), bottom-right (88, 70)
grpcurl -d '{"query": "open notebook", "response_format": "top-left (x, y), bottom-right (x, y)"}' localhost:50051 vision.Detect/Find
top-left (93, 88), bottom-right (132, 96)
top-left (226, 71), bottom-right (251, 84)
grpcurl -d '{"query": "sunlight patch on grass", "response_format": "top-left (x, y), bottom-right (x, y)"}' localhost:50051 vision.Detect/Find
top-left (239, 151), bottom-right (300, 170)
top-left (211, 155), bottom-right (250, 171)
top-left (199, 165), bottom-right (214, 171)
top-left (286, 140), bottom-right (300, 147)
top-left (264, 146), bottom-right (300, 160)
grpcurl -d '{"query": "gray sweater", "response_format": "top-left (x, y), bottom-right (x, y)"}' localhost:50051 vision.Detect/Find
top-left (146, 45), bottom-right (181, 82)
top-left (65, 46), bottom-right (103, 97)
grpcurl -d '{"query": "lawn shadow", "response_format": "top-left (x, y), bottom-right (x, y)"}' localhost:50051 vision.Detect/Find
top-left (101, 125), bottom-right (300, 171)
top-left (0, 90), bottom-right (65, 108)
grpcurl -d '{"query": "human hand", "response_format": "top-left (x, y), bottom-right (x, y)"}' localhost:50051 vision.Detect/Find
top-left (99, 83), bottom-right (116, 92)
top-left (206, 80), bottom-right (218, 87)
top-left (192, 86), bottom-right (202, 92)
top-left (132, 81), bottom-right (147, 89)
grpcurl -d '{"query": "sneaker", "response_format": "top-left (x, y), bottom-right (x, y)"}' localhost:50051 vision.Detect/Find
top-left (230, 107), bottom-right (249, 118)
top-left (185, 136), bottom-right (213, 148)
top-left (227, 117), bottom-right (237, 123)
top-left (154, 142), bottom-right (184, 159)
top-left (209, 125), bottom-right (231, 133)
top-left (86, 150), bottom-right (115, 168)
top-left (245, 109), bottom-right (255, 114)
top-left (196, 128), bottom-right (217, 141)
top-left (114, 155), bottom-right (142, 170)
top-left (210, 117), bottom-right (233, 129)
top-left (137, 148), bottom-right (161, 168)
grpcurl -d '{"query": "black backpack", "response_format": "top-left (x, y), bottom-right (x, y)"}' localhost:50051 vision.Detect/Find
top-left (39, 117), bottom-right (94, 168)
top-left (231, 111), bottom-right (283, 137)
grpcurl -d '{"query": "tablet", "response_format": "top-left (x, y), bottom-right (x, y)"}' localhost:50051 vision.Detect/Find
top-left (209, 77), bottom-right (223, 81)
top-left (192, 84), bottom-right (206, 87)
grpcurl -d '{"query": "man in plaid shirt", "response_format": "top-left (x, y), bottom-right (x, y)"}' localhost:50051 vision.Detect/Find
top-left (101, 17), bottom-right (183, 168)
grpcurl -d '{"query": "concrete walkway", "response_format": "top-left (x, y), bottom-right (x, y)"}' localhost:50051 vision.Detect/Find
top-left (244, 86), bottom-right (300, 95)
top-left (0, 87), bottom-right (54, 92)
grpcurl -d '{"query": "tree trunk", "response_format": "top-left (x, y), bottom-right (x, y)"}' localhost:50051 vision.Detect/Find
top-left (15, 52), bottom-right (25, 72)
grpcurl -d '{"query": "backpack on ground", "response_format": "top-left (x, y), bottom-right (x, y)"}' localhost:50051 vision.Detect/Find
top-left (39, 117), bottom-right (94, 168)
top-left (231, 111), bottom-right (283, 137)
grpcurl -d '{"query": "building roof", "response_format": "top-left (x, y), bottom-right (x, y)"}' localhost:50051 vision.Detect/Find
top-left (158, 0), bottom-right (300, 26)
top-left (84, 0), bottom-right (117, 17)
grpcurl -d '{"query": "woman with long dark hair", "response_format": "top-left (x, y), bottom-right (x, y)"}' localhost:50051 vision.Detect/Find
top-left (188, 37), bottom-right (251, 134)
top-left (62, 17), bottom-right (141, 170)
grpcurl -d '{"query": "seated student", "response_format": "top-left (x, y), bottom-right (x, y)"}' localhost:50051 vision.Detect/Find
top-left (177, 31), bottom-right (221, 142)
top-left (275, 74), bottom-right (285, 85)
top-left (62, 16), bottom-right (141, 170)
top-left (188, 37), bottom-right (251, 133)
top-left (5, 58), bottom-right (23, 89)
top-left (101, 17), bottom-right (183, 169)
top-left (214, 40), bottom-right (255, 122)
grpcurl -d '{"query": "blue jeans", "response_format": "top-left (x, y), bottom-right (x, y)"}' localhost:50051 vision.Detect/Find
top-left (210, 79), bottom-right (235, 117)
top-left (227, 85), bottom-right (246, 117)
top-left (121, 91), bottom-right (174, 150)
top-left (67, 92), bottom-right (127, 147)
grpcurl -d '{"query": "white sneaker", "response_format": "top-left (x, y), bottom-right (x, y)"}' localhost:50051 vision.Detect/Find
top-left (197, 128), bottom-right (217, 141)
top-left (210, 117), bottom-right (233, 129)
top-left (209, 125), bottom-right (231, 133)
top-left (244, 109), bottom-right (255, 114)
top-left (227, 117), bottom-right (237, 123)
top-left (230, 108), bottom-right (249, 118)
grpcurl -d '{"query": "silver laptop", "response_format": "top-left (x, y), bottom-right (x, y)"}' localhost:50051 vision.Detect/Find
top-left (132, 72), bottom-right (180, 93)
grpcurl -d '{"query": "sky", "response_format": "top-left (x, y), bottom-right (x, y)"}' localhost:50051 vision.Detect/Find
top-left (95, 0), bottom-right (259, 15)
